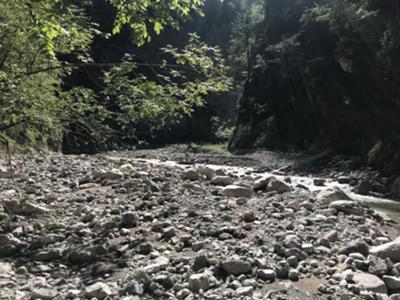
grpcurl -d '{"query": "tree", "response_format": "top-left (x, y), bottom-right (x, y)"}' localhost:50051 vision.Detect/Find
top-left (228, 0), bottom-right (264, 82)
top-left (0, 0), bottom-right (230, 150)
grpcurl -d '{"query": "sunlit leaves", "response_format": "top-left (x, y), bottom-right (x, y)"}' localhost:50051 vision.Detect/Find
top-left (107, 0), bottom-right (205, 45)
top-left (103, 33), bottom-right (231, 138)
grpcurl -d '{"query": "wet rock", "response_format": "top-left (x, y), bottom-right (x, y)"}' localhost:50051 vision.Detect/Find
top-left (222, 185), bottom-right (253, 198)
top-left (353, 272), bottom-right (387, 293)
top-left (370, 239), bottom-right (400, 263)
top-left (222, 259), bottom-right (251, 275)
top-left (357, 180), bottom-right (373, 195)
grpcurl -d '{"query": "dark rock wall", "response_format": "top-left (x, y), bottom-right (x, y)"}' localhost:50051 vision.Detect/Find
top-left (231, 0), bottom-right (400, 174)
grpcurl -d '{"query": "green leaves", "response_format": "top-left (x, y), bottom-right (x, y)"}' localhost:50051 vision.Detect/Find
top-left (0, 0), bottom-right (227, 149)
top-left (103, 33), bottom-right (231, 138)
top-left (108, 0), bottom-right (204, 45)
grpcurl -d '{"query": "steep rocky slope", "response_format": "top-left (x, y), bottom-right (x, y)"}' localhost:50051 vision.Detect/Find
top-left (231, 0), bottom-right (400, 175)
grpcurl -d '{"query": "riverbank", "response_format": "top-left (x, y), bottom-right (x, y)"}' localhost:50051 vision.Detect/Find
top-left (0, 150), bottom-right (399, 299)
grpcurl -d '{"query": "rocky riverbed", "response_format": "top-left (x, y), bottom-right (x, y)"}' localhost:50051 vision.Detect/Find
top-left (0, 151), bottom-right (400, 300)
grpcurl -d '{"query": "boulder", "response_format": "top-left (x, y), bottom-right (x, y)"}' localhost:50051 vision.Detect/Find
top-left (383, 275), bottom-right (400, 292)
top-left (353, 272), bottom-right (387, 293)
top-left (94, 169), bottom-right (123, 180)
top-left (31, 288), bottom-right (58, 300)
top-left (253, 176), bottom-right (272, 191)
top-left (267, 178), bottom-right (291, 194)
top-left (188, 273), bottom-right (210, 292)
top-left (222, 259), bottom-right (251, 275)
top-left (316, 188), bottom-right (352, 204)
top-left (211, 176), bottom-right (234, 186)
top-left (222, 185), bottom-right (253, 198)
top-left (339, 240), bottom-right (369, 256)
top-left (370, 239), bottom-right (400, 263)
top-left (329, 200), bottom-right (363, 215)
top-left (84, 282), bottom-right (114, 299)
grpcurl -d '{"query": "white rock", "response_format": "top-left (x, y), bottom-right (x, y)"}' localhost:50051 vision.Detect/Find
top-left (31, 288), bottom-right (58, 300)
top-left (370, 239), bottom-right (400, 263)
top-left (94, 169), bottom-right (123, 180)
top-left (197, 166), bottom-right (216, 180)
top-left (222, 185), bottom-right (253, 198)
top-left (316, 188), bottom-right (351, 204)
top-left (329, 200), bottom-right (362, 215)
top-left (353, 272), bottom-right (387, 293)
top-left (84, 282), bottom-right (114, 299)
top-left (119, 163), bottom-right (135, 174)
top-left (0, 262), bottom-right (12, 274)
top-left (188, 273), bottom-right (210, 292)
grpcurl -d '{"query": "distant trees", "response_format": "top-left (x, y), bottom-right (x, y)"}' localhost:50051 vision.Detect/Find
top-left (228, 0), bottom-right (264, 82)
top-left (0, 0), bottom-right (231, 150)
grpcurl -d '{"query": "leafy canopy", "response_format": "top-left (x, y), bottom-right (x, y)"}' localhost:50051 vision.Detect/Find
top-left (0, 0), bottom-right (230, 149)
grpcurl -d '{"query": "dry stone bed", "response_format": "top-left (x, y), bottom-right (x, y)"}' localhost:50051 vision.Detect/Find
top-left (0, 153), bottom-right (399, 299)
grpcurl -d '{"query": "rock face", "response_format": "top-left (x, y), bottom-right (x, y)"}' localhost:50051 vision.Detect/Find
top-left (229, 0), bottom-right (400, 175)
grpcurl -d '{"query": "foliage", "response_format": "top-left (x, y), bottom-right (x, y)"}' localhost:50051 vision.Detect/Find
top-left (0, 0), bottom-right (94, 145)
top-left (108, 0), bottom-right (205, 45)
top-left (228, 0), bottom-right (264, 82)
top-left (102, 33), bottom-right (231, 142)
top-left (0, 0), bottom-right (231, 150)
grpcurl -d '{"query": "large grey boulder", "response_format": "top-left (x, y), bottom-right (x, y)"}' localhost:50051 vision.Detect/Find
top-left (329, 200), bottom-right (363, 215)
top-left (370, 239), bottom-right (400, 263)
top-left (316, 188), bottom-right (351, 204)
top-left (222, 185), bottom-right (254, 198)
top-left (353, 272), bottom-right (387, 293)
top-left (222, 259), bottom-right (251, 275)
